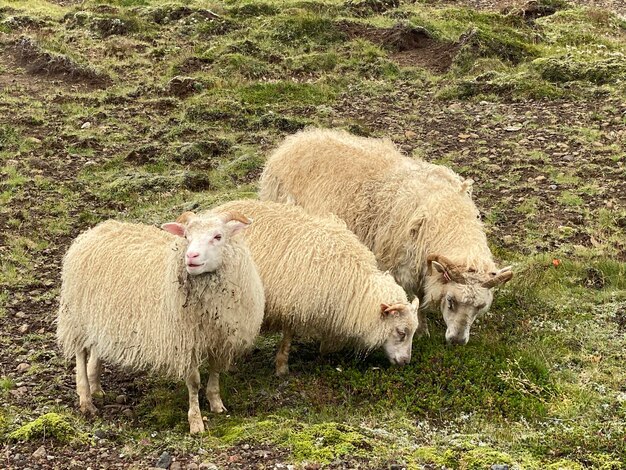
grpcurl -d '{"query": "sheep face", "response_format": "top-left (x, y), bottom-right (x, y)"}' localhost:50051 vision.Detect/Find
top-left (380, 298), bottom-right (420, 365)
top-left (162, 211), bottom-right (252, 275)
top-left (426, 256), bottom-right (513, 345)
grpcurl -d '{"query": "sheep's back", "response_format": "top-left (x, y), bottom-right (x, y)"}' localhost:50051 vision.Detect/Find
top-left (214, 200), bottom-right (406, 344)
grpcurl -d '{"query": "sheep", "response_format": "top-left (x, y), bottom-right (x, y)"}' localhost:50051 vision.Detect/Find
top-left (211, 199), bottom-right (420, 376)
top-left (56, 210), bottom-right (265, 434)
top-left (259, 128), bottom-right (513, 345)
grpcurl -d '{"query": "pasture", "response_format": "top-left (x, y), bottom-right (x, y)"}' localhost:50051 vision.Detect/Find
top-left (0, 0), bottom-right (625, 468)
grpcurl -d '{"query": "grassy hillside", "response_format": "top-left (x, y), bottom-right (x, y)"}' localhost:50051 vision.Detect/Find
top-left (1, 0), bottom-right (625, 468)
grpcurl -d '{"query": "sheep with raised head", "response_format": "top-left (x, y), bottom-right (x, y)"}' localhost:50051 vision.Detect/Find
top-left (259, 128), bottom-right (512, 345)
top-left (56, 210), bottom-right (264, 434)
top-left (212, 199), bottom-right (420, 376)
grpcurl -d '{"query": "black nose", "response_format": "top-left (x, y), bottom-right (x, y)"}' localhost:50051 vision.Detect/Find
top-left (446, 336), bottom-right (468, 346)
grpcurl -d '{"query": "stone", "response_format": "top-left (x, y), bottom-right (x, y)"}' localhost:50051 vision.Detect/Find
top-left (115, 394), bottom-right (127, 404)
top-left (404, 130), bottom-right (417, 139)
top-left (491, 465), bottom-right (509, 470)
top-left (156, 451), bottom-right (172, 469)
top-left (18, 324), bottom-right (29, 334)
top-left (198, 464), bottom-right (218, 470)
top-left (32, 446), bottom-right (46, 459)
top-left (16, 362), bottom-right (30, 372)
top-left (186, 465), bottom-right (199, 470)
top-left (170, 462), bottom-right (182, 470)
top-left (81, 121), bottom-right (92, 129)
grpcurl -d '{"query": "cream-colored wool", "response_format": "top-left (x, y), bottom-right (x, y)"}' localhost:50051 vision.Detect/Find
top-left (259, 128), bottom-right (512, 344)
top-left (212, 199), bottom-right (419, 373)
top-left (57, 214), bottom-right (264, 431)
top-left (58, 220), bottom-right (263, 377)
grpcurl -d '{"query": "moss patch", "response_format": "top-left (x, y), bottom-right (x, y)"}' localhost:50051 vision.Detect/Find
top-left (7, 412), bottom-right (87, 444)
top-left (459, 447), bottom-right (516, 470)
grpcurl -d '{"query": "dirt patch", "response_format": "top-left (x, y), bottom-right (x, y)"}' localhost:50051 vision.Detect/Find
top-left (340, 21), bottom-right (461, 72)
top-left (9, 37), bottom-right (110, 87)
top-left (165, 75), bottom-right (203, 98)
top-left (500, 1), bottom-right (563, 21)
top-left (345, 0), bottom-right (401, 17)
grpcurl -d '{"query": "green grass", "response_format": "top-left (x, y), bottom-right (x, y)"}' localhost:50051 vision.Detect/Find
top-left (0, 0), bottom-right (625, 467)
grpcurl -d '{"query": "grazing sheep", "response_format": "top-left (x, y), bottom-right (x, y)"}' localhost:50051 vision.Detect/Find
top-left (56, 210), bottom-right (264, 434)
top-left (212, 199), bottom-right (420, 376)
top-left (259, 128), bottom-right (512, 345)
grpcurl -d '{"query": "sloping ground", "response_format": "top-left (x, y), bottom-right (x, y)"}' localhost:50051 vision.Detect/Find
top-left (1, 0), bottom-right (625, 469)
top-left (438, 0), bottom-right (626, 14)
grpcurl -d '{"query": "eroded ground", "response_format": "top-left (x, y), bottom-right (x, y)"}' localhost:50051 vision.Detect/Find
top-left (1, 0), bottom-right (625, 469)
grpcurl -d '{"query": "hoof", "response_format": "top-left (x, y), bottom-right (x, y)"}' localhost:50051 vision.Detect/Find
top-left (189, 418), bottom-right (205, 434)
top-left (80, 401), bottom-right (98, 417)
top-left (209, 402), bottom-right (227, 413)
top-left (91, 389), bottom-right (105, 400)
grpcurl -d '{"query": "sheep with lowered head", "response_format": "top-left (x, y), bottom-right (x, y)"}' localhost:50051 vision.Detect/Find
top-left (213, 199), bottom-right (420, 376)
top-left (259, 128), bottom-right (512, 345)
top-left (56, 210), bottom-right (264, 434)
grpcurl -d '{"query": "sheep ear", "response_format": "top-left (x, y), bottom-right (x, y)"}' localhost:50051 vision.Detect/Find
top-left (161, 222), bottom-right (185, 237)
top-left (427, 254), bottom-right (464, 283)
top-left (461, 178), bottom-right (474, 196)
top-left (430, 260), bottom-right (452, 282)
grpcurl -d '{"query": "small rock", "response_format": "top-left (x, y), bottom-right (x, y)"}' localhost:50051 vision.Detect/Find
top-left (93, 430), bottom-right (107, 439)
top-left (15, 311), bottom-right (27, 318)
top-left (503, 235), bottom-right (514, 246)
top-left (122, 408), bottom-right (134, 418)
top-left (115, 394), bottom-right (127, 404)
top-left (186, 465), bottom-right (199, 470)
top-left (170, 462), bottom-right (182, 470)
top-left (32, 446), bottom-right (46, 459)
top-left (458, 133), bottom-right (471, 139)
top-left (198, 464), bottom-right (218, 470)
top-left (505, 125), bottom-right (522, 132)
top-left (535, 175), bottom-right (546, 181)
top-left (18, 324), bottom-right (29, 334)
top-left (10, 386), bottom-right (28, 397)
top-left (404, 130), bottom-right (417, 139)
top-left (16, 362), bottom-right (30, 372)
top-left (81, 121), bottom-right (92, 129)
top-left (6, 159), bottom-right (19, 166)
top-left (305, 464), bottom-right (321, 470)
top-left (491, 465), bottom-right (509, 470)
top-left (156, 451), bottom-right (172, 469)
top-left (242, 444), bottom-right (250, 450)
top-left (83, 161), bottom-right (97, 168)
top-left (254, 449), bottom-right (270, 458)
top-left (549, 185), bottom-right (557, 190)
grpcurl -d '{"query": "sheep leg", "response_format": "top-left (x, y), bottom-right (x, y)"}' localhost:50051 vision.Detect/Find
top-left (416, 309), bottom-right (430, 338)
top-left (206, 372), bottom-right (226, 413)
top-left (185, 368), bottom-right (205, 434)
top-left (76, 348), bottom-right (98, 416)
top-left (87, 352), bottom-right (104, 398)
top-left (275, 329), bottom-right (293, 376)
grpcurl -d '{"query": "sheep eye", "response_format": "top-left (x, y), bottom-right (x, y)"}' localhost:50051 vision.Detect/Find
top-left (397, 329), bottom-right (407, 341)
top-left (447, 296), bottom-right (455, 310)
top-left (214, 234), bottom-right (222, 241)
